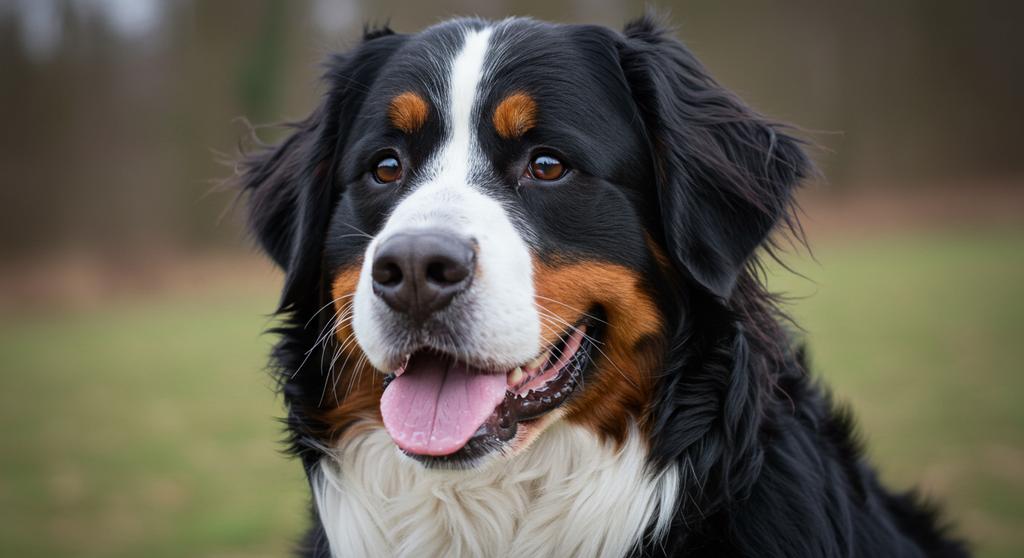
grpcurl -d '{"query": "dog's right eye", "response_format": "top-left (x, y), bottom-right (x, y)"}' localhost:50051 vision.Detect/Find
top-left (372, 155), bottom-right (403, 184)
top-left (524, 154), bottom-right (567, 182)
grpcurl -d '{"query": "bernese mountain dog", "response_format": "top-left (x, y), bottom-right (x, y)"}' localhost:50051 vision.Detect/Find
top-left (237, 15), bottom-right (968, 558)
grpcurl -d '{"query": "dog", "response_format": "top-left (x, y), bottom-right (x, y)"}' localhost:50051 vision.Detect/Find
top-left (237, 16), bottom-right (968, 558)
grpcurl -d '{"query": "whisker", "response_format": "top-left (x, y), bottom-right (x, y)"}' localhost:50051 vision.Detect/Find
top-left (340, 222), bottom-right (374, 239)
top-left (535, 306), bottom-right (604, 347)
top-left (336, 335), bottom-right (368, 399)
top-left (531, 317), bottom-right (582, 385)
top-left (349, 353), bottom-right (370, 398)
top-left (536, 305), bottom-right (639, 391)
top-left (327, 331), bottom-right (359, 399)
top-left (334, 233), bottom-right (374, 241)
top-left (304, 294), bottom-right (356, 329)
top-left (533, 295), bottom-right (609, 326)
top-left (292, 304), bottom-right (352, 379)
top-left (307, 304), bottom-right (354, 355)
top-left (319, 344), bottom-right (344, 407)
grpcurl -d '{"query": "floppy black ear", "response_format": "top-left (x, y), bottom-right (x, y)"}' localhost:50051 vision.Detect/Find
top-left (619, 17), bottom-right (811, 300)
top-left (238, 28), bottom-right (404, 309)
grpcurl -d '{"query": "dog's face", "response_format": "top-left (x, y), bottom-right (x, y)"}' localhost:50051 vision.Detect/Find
top-left (242, 18), bottom-right (808, 468)
top-left (334, 21), bottom-right (664, 465)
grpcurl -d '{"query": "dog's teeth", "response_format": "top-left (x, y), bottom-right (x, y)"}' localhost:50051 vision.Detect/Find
top-left (527, 351), bottom-right (550, 372)
top-left (508, 366), bottom-right (525, 386)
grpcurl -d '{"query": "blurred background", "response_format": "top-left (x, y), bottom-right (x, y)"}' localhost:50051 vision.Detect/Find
top-left (0, 0), bottom-right (1021, 556)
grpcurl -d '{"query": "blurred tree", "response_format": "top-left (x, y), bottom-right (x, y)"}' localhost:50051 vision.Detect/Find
top-left (237, 0), bottom-right (287, 123)
top-left (0, 0), bottom-right (1021, 262)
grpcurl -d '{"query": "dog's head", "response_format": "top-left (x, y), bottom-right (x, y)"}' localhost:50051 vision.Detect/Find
top-left (241, 17), bottom-right (809, 468)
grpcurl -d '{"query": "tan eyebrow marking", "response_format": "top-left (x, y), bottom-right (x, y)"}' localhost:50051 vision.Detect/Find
top-left (493, 92), bottom-right (537, 139)
top-left (387, 92), bottom-right (429, 134)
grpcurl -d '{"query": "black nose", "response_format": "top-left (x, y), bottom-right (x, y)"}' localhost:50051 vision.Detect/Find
top-left (371, 230), bottom-right (476, 321)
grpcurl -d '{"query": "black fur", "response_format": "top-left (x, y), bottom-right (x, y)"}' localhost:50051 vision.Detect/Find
top-left (237, 16), bottom-right (967, 558)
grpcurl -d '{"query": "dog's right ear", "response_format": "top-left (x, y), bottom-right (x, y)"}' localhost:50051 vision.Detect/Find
top-left (618, 16), bottom-right (811, 300)
top-left (237, 28), bottom-right (405, 309)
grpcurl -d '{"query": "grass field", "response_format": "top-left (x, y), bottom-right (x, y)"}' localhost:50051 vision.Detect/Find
top-left (1, 227), bottom-right (1022, 557)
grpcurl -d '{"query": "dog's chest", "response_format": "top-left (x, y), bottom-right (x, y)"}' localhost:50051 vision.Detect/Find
top-left (312, 423), bottom-right (678, 558)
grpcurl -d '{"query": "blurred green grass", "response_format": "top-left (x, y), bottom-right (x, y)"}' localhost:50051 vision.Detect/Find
top-left (0, 287), bottom-right (307, 557)
top-left (767, 228), bottom-right (1024, 558)
top-left (1, 228), bottom-right (1021, 557)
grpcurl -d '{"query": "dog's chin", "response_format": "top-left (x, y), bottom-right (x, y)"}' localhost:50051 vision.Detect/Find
top-left (375, 315), bottom-right (601, 470)
top-left (408, 407), bottom-right (571, 471)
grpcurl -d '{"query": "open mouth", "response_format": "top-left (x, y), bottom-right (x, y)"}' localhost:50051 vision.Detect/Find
top-left (378, 318), bottom-right (597, 466)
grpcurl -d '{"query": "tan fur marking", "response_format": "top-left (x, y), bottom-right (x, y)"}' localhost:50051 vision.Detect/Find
top-left (321, 263), bottom-right (383, 443)
top-left (388, 92), bottom-right (429, 134)
top-left (493, 92), bottom-right (537, 139)
top-left (533, 259), bottom-right (665, 444)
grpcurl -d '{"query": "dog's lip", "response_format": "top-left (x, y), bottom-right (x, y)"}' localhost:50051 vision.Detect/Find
top-left (390, 349), bottom-right (535, 379)
top-left (385, 321), bottom-right (589, 386)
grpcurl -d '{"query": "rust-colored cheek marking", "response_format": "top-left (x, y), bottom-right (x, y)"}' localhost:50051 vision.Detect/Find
top-left (493, 92), bottom-right (537, 139)
top-left (319, 262), bottom-right (383, 444)
top-left (388, 92), bottom-right (429, 134)
top-left (533, 259), bottom-right (665, 445)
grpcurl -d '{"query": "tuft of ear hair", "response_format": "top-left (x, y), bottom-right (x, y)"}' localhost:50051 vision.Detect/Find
top-left (619, 15), bottom-right (811, 300)
top-left (362, 22), bottom-right (395, 41)
top-left (236, 31), bottom-right (406, 312)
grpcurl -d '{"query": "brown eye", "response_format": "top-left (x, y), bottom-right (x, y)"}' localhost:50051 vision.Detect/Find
top-left (526, 154), bottom-right (566, 181)
top-left (373, 156), bottom-right (402, 183)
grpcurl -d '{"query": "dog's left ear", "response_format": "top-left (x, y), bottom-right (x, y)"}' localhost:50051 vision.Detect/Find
top-left (619, 17), bottom-right (811, 300)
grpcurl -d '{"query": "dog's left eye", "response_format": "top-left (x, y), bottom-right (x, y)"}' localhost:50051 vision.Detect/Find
top-left (524, 154), bottom-right (567, 181)
top-left (372, 156), bottom-right (403, 184)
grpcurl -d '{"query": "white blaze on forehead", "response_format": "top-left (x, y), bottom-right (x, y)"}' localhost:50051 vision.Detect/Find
top-left (427, 26), bottom-right (494, 183)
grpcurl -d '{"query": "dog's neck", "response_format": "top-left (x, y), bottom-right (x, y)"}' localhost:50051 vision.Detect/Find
top-left (312, 422), bottom-right (678, 558)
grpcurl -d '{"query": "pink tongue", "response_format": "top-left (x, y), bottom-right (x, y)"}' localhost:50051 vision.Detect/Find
top-left (380, 352), bottom-right (508, 456)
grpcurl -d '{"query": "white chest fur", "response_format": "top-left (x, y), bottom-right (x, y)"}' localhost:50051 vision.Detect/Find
top-left (312, 423), bottom-right (679, 558)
